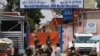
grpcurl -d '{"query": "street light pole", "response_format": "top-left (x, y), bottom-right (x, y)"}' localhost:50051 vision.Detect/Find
top-left (72, 9), bottom-right (75, 56)
top-left (0, 21), bottom-right (1, 32)
top-left (72, 9), bottom-right (75, 39)
top-left (24, 9), bottom-right (30, 48)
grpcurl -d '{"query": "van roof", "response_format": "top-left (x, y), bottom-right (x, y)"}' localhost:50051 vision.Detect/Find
top-left (75, 33), bottom-right (93, 36)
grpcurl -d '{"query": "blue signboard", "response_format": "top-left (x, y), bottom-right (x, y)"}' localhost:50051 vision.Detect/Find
top-left (62, 9), bottom-right (73, 21)
top-left (20, 0), bottom-right (83, 9)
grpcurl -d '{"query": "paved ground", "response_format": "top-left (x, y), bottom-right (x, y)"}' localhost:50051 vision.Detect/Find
top-left (51, 46), bottom-right (67, 56)
top-left (24, 53), bottom-right (66, 56)
top-left (51, 53), bottom-right (66, 56)
top-left (24, 46), bottom-right (67, 56)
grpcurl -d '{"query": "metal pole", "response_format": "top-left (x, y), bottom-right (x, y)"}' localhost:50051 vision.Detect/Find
top-left (0, 20), bottom-right (1, 38)
top-left (59, 25), bottom-right (63, 53)
top-left (25, 10), bottom-right (30, 48)
top-left (72, 9), bottom-right (75, 39)
top-left (0, 21), bottom-right (1, 32)
top-left (81, 10), bottom-right (84, 32)
top-left (72, 9), bottom-right (75, 56)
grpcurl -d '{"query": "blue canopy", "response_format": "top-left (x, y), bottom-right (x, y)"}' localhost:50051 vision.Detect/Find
top-left (89, 35), bottom-right (100, 43)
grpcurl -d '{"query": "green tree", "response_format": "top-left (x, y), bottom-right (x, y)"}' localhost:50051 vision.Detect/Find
top-left (5, 0), bottom-right (44, 32)
top-left (53, 9), bottom-right (62, 16)
top-left (96, 0), bottom-right (100, 9)
top-left (27, 9), bottom-right (44, 32)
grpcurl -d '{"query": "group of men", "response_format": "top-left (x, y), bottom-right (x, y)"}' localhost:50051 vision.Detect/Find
top-left (34, 36), bottom-right (53, 56)
top-left (25, 35), bottom-right (61, 56)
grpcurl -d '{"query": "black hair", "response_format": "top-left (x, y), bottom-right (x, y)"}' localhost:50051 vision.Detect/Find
top-left (47, 35), bottom-right (50, 38)
top-left (38, 44), bottom-right (41, 48)
top-left (56, 43), bottom-right (60, 47)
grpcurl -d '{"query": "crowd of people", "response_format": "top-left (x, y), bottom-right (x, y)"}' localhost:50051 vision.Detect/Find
top-left (25, 36), bottom-right (61, 56)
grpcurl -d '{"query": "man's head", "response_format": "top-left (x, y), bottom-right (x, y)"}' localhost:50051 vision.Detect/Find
top-left (56, 43), bottom-right (60, 47)
top-left (34, 35), bottom-right (37, 38)
top-left (47, 36), bottom-right (50, 39)
top-left (34, 36), bottom-right (38, 40)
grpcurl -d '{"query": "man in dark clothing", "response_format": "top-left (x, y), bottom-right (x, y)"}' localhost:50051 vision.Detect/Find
top-left (46, 36), bottom-right (51, 46)
top-left (45, 45), bottom-right (53, 56)
top-left (34, 36), bottom-right (39, 49)
top-left (26, 47), bottom-right (33, 56)
top-left (35, 44), bottom-right (44, 56)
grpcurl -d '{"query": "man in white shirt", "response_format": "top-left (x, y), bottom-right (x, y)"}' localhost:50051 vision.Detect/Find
top-left (55, 43), bottom-right (61, 56)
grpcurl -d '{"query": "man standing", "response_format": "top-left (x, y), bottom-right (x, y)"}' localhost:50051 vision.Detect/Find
top-left (45, 45), bottom-right (53, 56)
top-left (45, 36), bottom-right (53, 56)
top-left (34, 36), bottom-right (39, 49)
top-left (46, 36), bottom-right (51, 46)
top-left (55, 43), bottom-right (61, 56)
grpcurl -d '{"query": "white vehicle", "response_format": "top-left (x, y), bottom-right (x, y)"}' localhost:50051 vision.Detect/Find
top-left (68, 33), bottom-right (99, 56)
top-left (0, 38), bottom-right (14, 56)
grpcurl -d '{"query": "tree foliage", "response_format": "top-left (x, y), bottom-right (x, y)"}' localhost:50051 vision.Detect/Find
top-left (96, 0), bottom-right (100, 9)
top-left (53, 9), bottom-right (62, 16)
top-left (5, 0), bottom-right (44, 32)
top-left (27, 9), bottom-right (44, 32)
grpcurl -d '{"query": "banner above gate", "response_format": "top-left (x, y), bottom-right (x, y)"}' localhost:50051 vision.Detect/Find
top-left (20, 0), bottom-right (83, 9)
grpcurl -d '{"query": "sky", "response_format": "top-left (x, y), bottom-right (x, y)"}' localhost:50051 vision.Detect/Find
top-left (0, 0), bottom-right (7, 8)
top-left (40, 9), bottom-right (53, 24)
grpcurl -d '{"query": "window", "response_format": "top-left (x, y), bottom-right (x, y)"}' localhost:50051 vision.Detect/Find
top-left (1, 21), bottom-right (21, 31)
top-left (75, 36), bottom-right (92, 43)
